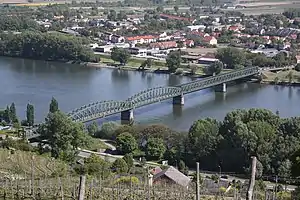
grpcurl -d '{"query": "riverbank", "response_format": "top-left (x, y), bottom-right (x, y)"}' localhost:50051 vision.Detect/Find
top-left (261, 70), bottom-right (300, 86)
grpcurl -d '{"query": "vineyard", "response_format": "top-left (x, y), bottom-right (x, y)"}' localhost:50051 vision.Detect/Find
top-left (0, 149), bottom-right (68, 179)
top-left (0, 176), bottom-right (245, 200)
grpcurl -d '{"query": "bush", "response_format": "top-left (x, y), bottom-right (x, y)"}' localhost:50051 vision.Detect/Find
top-left (114, 176), bottom-right (139, 185)
top-left (116, 132), bottom-right (138, 154)
top-left (111, 158), bottom-right (128, 174)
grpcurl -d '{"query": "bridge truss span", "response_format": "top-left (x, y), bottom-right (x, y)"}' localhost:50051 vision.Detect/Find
top-left (67, 100), bottom-right (131, 122)
top-left (127, 86), bottom-right (182, 108)
top-left (180, 66), bottom-right (259, 94)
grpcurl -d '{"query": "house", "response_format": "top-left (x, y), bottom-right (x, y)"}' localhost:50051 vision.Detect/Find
top-left (203, 36), bottom-right (218, 45)
top-left (198, 57), bottom-right (219, 65)
top-left (185, 40), bottom-right (194, 47)
top-left (126, 35), bottom-right (157, 44)
top-left (152, 166), bottom-right (191, 189)
top-left (150, 41), bottom-right (177, 50)
top-left (186, 25), bottom-right (206, 32)
top-left (127, 47), bottom-right (147, 56)
top-left (296, 55), bottom-right (300, 64)
top-left (228, 25), bottom-right (240, 32)
top-left (150, 166), bottom-right (162, 175)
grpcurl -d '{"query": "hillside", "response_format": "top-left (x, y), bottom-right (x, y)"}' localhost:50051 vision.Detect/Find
top-left (0, 149), bottom-right (68, 179)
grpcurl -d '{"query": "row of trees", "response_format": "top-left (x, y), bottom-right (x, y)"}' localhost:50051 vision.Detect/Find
top-left (86, 108), bottom-right (300, 180)
top-left (216, 47), bottom-right (295, 69)
top-left (0, 97), bottom-right (59, 127)
top-left (0, 31), bottom-right (98, 62)
top-left (0, 103), bottom-right (34, 127)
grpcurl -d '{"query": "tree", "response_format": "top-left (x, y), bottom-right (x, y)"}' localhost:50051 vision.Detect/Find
top-left (111, 158), bottom-right (128, 174)
top-left (205, 61), bottom-right (223, 75)
top-left (156, 6), bottom-right (164, 13)
top-left (174, 6), bottom-right (179, 13)
top-left (87, 122), bottom-right (98, 136)
top-left (37, 111), bottom-right (89, 162)
top-left (295, 63), bottom-right (300, 72)
top-left (116, 132), bottom-right (138, 154)
top-left (216, 47), bottom-right (246, 69)
top-left (49, 97), bottom-right (59, 113)
top-left (146, 137), bottom-right (166, 160)
top-left (82, 154), bottom-right (110, 178)
top-left (140, 58), bottom-right (152, 70)
top-left (111, 47), bottom-right (131, 65)
top-left (107, 10), bottom-right (117, 21)
top-left (9, 103), bottom-right (18, 123)
top-left (96, 121), bottom-right (120, 139)
top-left (176, 41), bottom-right (184, 48)
top-left (166, 51), bottom-right (181, 72)
top-left (123, 153), bottom-right (134, 172)
top-left (188, 118), bottom-right (221, 161)
top-left (26, 103), bottom-right (34, 126)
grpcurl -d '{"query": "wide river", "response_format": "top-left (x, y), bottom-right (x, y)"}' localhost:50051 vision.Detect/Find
top-left (1, 57), bottom-right (300, 131)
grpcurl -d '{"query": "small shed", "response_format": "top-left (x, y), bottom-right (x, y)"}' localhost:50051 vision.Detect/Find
top-left (153, 166), bottom-right (191, 189)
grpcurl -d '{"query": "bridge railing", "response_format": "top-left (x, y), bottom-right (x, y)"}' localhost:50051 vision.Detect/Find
top-left (180, 66), bottom-right (259, 94)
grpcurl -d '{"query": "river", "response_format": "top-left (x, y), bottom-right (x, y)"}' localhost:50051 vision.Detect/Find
top-left (1, 57), bottom-right (300, 131)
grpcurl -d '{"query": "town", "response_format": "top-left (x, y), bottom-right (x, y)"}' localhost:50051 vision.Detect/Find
top-left (1, 0), bottom-right (300, 199)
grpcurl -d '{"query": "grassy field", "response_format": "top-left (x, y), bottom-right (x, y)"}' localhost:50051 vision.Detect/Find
top-left (96, 53), bottom-right (207, 74)
top-left (0, 149), bottom-right (68, 178)
top-left (262, 70), bottom-right (300, 83)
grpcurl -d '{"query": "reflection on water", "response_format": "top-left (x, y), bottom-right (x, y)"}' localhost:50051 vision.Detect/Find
top-left (1, 56), bottom-right (300, 130)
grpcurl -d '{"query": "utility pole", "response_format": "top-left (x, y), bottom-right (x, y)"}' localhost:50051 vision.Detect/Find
top-left (247, 156), bottom-right (257, 200)
top-left (273, 176), bottom-right (278, 200)
top-left (77, 159), bottom-right (86, 200)
top-left (196, 162), bottom-right (200, 200)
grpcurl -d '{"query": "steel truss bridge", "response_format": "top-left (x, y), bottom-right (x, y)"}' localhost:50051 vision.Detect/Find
top-left (67, 66), bottom-right (259, 123)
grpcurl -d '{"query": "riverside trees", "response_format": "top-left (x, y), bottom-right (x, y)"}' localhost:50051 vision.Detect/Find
top-left (0, 31), bottom-right (97, 62)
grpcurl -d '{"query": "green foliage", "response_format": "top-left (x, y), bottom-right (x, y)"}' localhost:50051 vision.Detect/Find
top-left (205, 61), bottom-right (223, 75)
top-left (111, 47), bottom-right (131, 65)
top-left (216, 47), bottom-right (246, 69)
top-left (188, 118), bottom-right (221, 160)
top-left (116, 132), bottom-right (138, 154)
top-left (26, 103), bottom-right (34, 126)
top-left (9, 103), bottom-right (18, 123)
top-left (277, 191), bottom-right (292, 200)
top-left (37, 111), bottom-right (89, 162)
top-left (87, 122), bottom-right (99, 136)
top-left (123, 153), bottom-right (134, 171)
top-left (1, 137), bottom-right (34, 152)
top-left (49, 97), bottom-right (59, 113)
top-left (114, 176), bottom-right (139, 185)
top-left (79, 154), bottom-right (111, 178)
top-left (166, 51), bottom-right (181, 72)
top-left (0, 16), bottom-right (40, 31)
top-left (96, 121), bottom-right (120, 139)
top-left (111, 158), bottom-right (128, 174)
top-left (146, 137), bottom-right (166, 160)
top-left (0, 31), bottom-right (96, 62)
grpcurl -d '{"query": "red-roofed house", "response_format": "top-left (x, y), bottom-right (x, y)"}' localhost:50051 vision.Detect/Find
top-left (228, 25), bottom-right (240, 32)
top-left (126, 35), bottom-right (157, 44)
top-left (203, 36), bottom-right (218, 45)
top-left (184, 39), bottom-right (194, 47)
top-left (289, 34), bottom-right (297, 40)
top-left (150, 41), bottom-right (177, 49)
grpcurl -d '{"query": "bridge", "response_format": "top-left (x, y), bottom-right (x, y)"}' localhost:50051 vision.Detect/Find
top-left (67, 66), bottom-right (259, 124)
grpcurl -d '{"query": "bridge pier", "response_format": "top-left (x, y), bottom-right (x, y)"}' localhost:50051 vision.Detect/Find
top-left (215, 83), bottom-right (227, 93)
top-left (173, 94), bottom-right (184, 105)
top-left (121, 109), bottom-right (134, 125)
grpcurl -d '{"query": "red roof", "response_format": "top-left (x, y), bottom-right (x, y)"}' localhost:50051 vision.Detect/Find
top-left (126, 35), bottom-right (157, 41)
top-left (203, 36), bottom-right (216, 42)
top-left (190, 31), bottom-right (205, 37)
top-left (228, 25), bottom-right (239, 31)
top-left (185, 39), bottom-right (194, 46)
top-left (150, 41), bottom-right (177, 49)
top-left (289, 34), bottom-right (297, 40)
top-left (159, 14), bottom-right (194, 22)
